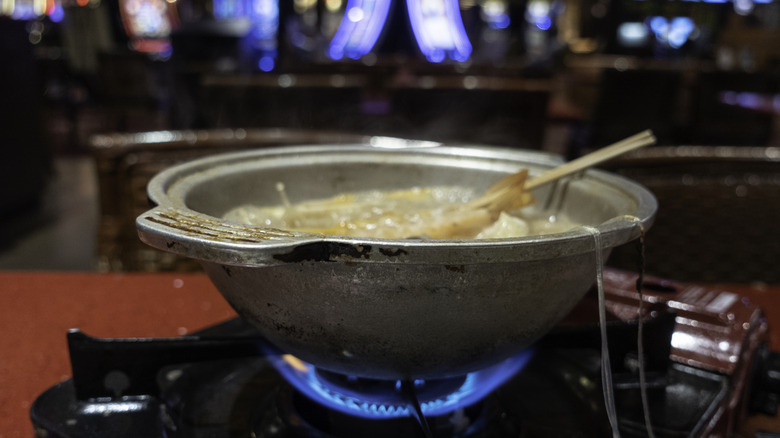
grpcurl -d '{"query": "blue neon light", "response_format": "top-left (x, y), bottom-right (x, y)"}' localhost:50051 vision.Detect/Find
top-left (736, 91), bottom-right (761, 109)
top-left (214, 0), bottom-right (242, 19)
top-left (247, 0), bottom-right (278, 41)
top-left (268, 349), bottom-right (534, 419)
top-left (526, 1), bottom-right (554, 32)
top-left (647, 16), bottom-right (696, 49)
top-left (535, 15), bottom-right (552, 30)
top-left (406, 0), bottom-right (472, 63)
top-left (10, 2), bottom-right (36, 20)
top-left (656, 0), bottom-right (774, 2)
top-left (216, 0), bottom-right (278, 70)
top-left (669, 17), bottom-right (694, 48)
top-left (329, 0), bottom-right (392, 60)
top-left (482, 2), bottom-right (511, 29)
top-left (258, 55), bottom-right (275, 71)
top-left (492, 14), bottom-right (511, 29)
top-left (49, 3), bottom-right (65, 22)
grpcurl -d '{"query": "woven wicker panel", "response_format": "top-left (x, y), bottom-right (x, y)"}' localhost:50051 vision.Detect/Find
top-left (604, 147), bottom-right (780, 284)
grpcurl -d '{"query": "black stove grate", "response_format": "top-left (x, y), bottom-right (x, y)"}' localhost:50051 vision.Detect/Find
top-left (32, 316), bottom-right (729, 438)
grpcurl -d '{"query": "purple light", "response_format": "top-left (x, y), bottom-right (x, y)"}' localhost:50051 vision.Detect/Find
top-left (721, 91), bottom-right (738, 105)
top-left (406, 0), bottom-right (472, 63)
top-left (268, 349), bottom-right (534, 419)
top-left (491, 13), bottom-right (511, 29)
top-left (482, 3), bottom-right (510, 29)
top-left (648, 16), bottom-right (668, 35)
top-left (213, 0), bottom-right (241, 19)
top-left (11, 2), bottom-right (37, 20)
top-left (246, 0), bottom-right (278, 40)
top-left (736, 91), bottom-right (761, 110)
top-left (668, 17), bottom-right (694, 48)
top-left (429, 49), bottom-right (446, 63)
top-left (258, 55), bottom-right (275, 71)
top-left (647, 16), bottom-right (696, 49)
top-left (535, 15), bottom-right (552, 30)
top-left (49, 3), bottom-right (65, 22)
top-left (526, 1), bottom-right (553, 32)
top-left (329, 0), bottom-right (392, 60)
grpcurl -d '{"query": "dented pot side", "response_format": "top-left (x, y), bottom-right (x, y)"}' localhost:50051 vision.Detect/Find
top-left (201, 250), bottom-right (599, 379)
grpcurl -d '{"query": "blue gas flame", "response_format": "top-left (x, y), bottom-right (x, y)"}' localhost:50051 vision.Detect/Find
top-left (267, 349), bottom-right (533, 419)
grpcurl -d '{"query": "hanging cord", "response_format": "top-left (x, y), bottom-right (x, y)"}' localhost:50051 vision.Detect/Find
top-left (629, 216), bottom-right (656, 438)
top-left (583, 226), bottom-right (621, 438)
top-left (549, 173), bottom-right (654, 436)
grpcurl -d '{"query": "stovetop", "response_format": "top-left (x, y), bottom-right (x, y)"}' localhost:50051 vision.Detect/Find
top-left (31, 318), bottom-right (729, 438)
top-left (29, 269), bottom-right (779, 438)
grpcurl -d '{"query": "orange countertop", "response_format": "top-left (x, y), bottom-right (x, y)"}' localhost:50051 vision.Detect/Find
top-left (1, 271), bottom-right (236, 438)
top-left (1, 271), bottom-right (779, 437)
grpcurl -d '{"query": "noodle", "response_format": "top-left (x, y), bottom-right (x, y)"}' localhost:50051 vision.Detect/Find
top-left (223, 186), bottom-right (579, 239)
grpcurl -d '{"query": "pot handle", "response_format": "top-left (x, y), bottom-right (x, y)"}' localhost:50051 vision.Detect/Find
top-left (136, 206), bottom-right (297, 254)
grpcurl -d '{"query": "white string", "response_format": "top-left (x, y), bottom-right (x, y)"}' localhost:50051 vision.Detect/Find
top-left (583, 226), bottom-right (621, 438)
top-left (622, 216), bottom-right (657, 438)
top-left (637, 284), bottom-right (657, 438)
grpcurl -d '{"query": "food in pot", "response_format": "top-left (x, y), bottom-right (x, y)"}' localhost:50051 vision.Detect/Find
top-left (223, 184), bottom-right (579, 239)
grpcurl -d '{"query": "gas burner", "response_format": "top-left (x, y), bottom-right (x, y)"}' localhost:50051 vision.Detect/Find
top-left (268, 348), bottom-right (533, 419)
top-left (30, 269), bottom-right (780, 438)
top-left (274, 382), bottom-right (494, 438)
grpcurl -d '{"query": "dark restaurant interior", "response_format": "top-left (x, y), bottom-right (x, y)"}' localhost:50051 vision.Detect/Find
top-left (3, 0), bottom-right (780, 274)
top-left (2, 0), bottom-right (780, 437)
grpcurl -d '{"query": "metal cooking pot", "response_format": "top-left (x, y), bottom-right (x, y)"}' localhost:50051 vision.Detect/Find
top-left (136, 140), bottom-right (657, 380)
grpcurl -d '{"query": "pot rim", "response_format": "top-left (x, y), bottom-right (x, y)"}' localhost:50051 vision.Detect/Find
top-left (136, 141), bottom-right (658, 266)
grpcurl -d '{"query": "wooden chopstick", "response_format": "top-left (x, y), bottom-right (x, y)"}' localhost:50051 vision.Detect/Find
top-left (525, 130), bottom-right (656, 190)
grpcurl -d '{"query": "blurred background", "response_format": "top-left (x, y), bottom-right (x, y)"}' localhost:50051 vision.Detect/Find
top-left (1, 0), bottom-right (779, 280)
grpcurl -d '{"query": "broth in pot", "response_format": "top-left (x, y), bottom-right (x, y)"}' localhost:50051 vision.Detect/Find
top-left (223, 185), bottom-right (580, 239)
